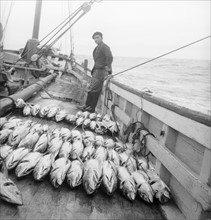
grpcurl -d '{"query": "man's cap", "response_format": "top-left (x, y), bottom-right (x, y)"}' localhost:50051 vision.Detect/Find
top-left (92, 32), bottom-right (103, 39)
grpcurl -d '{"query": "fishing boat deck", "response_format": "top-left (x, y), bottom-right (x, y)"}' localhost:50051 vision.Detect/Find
top-left (0, 73), bottom-right (167, 220)
top-left (0, 171), bottom-right (166, 220)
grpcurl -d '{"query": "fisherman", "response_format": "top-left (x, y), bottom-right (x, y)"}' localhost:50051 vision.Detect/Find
top-left (78, 32), bottom-right (113, 113)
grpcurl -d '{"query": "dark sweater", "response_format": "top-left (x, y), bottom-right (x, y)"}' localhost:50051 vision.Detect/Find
top-left (93, 42), bottom-right (113, 70)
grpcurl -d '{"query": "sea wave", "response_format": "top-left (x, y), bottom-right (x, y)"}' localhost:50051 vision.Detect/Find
top-left (75, 54), bottom-right (210, 115)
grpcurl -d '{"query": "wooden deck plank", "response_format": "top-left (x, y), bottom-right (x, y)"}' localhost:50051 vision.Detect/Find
top-left (0, 93), bottom-right (165, 220)
top-left (0, 172), bottom-right (166, 220)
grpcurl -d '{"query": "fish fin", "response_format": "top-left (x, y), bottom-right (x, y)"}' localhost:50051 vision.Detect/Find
top-left (0, 159), bottom-right (9, 178)
top-left (76, 154), bottom-right (83, 165)
top-left (119, 180), bottom-right (125, 189)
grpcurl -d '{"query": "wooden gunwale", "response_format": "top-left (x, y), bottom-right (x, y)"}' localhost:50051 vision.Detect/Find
top-left (107, 80), bottom-right (210, 150)
top-left (111, 79), bottom-right (211, 127)
top-left (99, 76), bottom-right (211, 219)
top-left (140, 130), bottom-right (211, 211)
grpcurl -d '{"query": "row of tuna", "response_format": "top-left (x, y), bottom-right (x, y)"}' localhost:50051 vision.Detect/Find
top-left (0, 116), bottom-right (171, 207)
top-left (16, 98), bottom-right (119, 135)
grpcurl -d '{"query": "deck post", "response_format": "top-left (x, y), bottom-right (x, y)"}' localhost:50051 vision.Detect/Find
top-left (83, 59), bottom-right (88, 74)
top-left (32, 0), bottom-right (42, 39)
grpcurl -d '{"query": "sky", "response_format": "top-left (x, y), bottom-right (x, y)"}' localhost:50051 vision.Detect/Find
top-left (0, 0), bottom-right (210, 60)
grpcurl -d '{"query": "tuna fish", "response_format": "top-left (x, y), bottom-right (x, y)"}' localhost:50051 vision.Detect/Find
top-left (15, 98), bottom-right (26, 108)
top-left (95, 121), bottom-right (107, 134)
top-left (95, 135), bottom-right (104, 147)
top-left (132, 171), bottom-right (154, 203)
top-left (47, 136), bottom-right (63, 157)
top-left (82, 143), bottom-right (95, 162)
top-left (0, 160), bottom-right (23, 205)
top-left (89, 121), bottom-right (96, 130)
top-left (119, 152), bottom-right (137, 173)
top-left (39, 106), bottom-right (49, 118)
top-left (83, 159), bottom-right (103, 195)
top-left (0, 144), bottom-right (13, 159)
top-left (70, 140), bottom-right (84, 160)
top-left (42, 124), bottom-right (49, 132)
top-left (33, 132), bottom-right (48, 153)
top-left (96, 113), bottom-right (103, 121)
top-left (89, 113), bottom-right (97, 120)
top-left (2, 118), bottom-right (23, 130)
top-left (82, 118), bottom-right (91, 128)
top-left (58, 141), bottom-right (72, 158)
top-left (150, 179), bottom-right (171, 203)
top-left (81, 111), bottom-right (90, 119)
top-left (15, 152), bottom-right (43, 177)
top-left (33, 153), bottom-right (54, 181)
top-left (7, 122), bottom-right (31, 148)
top-left (136, 155), bottom-right (149, 171)
top-left (47, 106), bottom-right (59, 118)
top-left (50, 128), bottom-right (61, 139)
top-left (5, 147), bottom-right (30, 170)
top-left (117, 166), bottom-right (137, 201)
top-left (60, 127), bottom-right (71, 141)
top-left (66, 159), bottom-right (83, 188)
top-left (0, 129), bottom-right (13, 144)
top-left (50, 157), bottom-right (71, 188)
top-left (65, 114), bottom-right (77, 124)
top-left (31, 104), bottom-right (41, 116)
top-left (76, 117), bottom-right (84, 126)
top-left (104, 138), bottom-right (115, 149)
top-left (125, 156), bottom-right (137, 174)
top-left (23, 105), bottom-right (31, 116)
top-left (102, 160), bottom-right (118, 196)
top-left (55, 110), bottom-right (67, 122)
top-left (71, 130), bottom-right (82, 142)
top-left (147, 169), bottom-right (171, 203)
top-left (107, 149), bottom-right (120, 166)
top-left (107, 121), bottom-right (119, 134)
top-left (83, 131), bottom-right (95, 147)
top-left (0, 117), bottom-right (7, 129)
top-left (93, 146), bottom-right (108, 163)
top-left (124, 142), bottom-right (134, 155)
top-left (2, 118), bottom-right (22, 130)
top-left (114, 140), bottom-right (126, 153)
top-left (30, 123), bottom-right (43, 133)
top-left (75, 111), bottom-right (83, 118)
top-left (17, 131), bottom-right (40, 149)
top-left (102, 114), bottom-right (110, 122)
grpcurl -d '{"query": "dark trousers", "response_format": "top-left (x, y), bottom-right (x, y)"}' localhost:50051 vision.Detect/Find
top-left (85, 90), bottom-right (101, 111)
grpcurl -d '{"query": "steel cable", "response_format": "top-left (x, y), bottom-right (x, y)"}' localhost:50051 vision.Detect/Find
top-left (112, 35), bottom-right (211, 78)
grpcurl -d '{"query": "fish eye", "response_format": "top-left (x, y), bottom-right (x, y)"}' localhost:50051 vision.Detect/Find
top-left (4, 182), bottom-right (14, 186)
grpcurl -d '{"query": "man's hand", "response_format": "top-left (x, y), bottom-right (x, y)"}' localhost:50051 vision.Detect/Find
top-left (105, 66), bottom-right (111, 72)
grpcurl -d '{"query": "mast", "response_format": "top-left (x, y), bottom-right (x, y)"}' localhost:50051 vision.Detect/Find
top-left (32, 0), bottom-right (42, 39)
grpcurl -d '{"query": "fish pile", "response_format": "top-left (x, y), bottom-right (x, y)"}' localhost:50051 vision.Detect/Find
top-left (0, 157), bottom-right (23, 206)
top-left (16, 99), bottom-right (119, 136)
top-left (0, 116), bottom-right (171, 206)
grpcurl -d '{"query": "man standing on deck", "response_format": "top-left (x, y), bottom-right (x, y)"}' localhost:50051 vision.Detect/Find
top-left (78, 32), bottom-right (113, 113)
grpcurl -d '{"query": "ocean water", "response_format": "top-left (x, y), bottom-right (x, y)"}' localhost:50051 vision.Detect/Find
top-left (75, 55), bottom-right (210, 115)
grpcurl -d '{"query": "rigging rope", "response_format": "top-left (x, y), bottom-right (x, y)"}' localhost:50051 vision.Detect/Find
top-left (36, 12), bottom-right (86, 62)
top-left (2, 0), bottom-right (15, 43)
top-left (112, 35), bottom-right (211, 78)
top-left (37, 5), bottom-right (82, 52)
top-left (68, 0), bottom-right (74, 56)
top-left (13, 2), bottom-right (84, 65)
